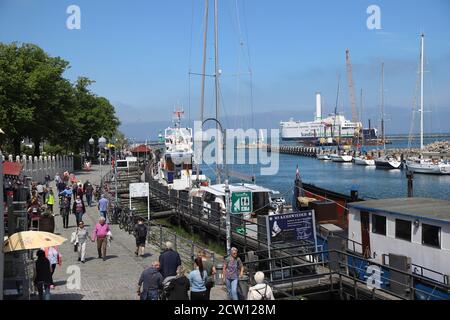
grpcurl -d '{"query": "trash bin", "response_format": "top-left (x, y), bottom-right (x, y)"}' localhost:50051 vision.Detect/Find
top-left (215, 263), bottom-right (224, 284)
top-left (237, 275), bottom-right (250, 300)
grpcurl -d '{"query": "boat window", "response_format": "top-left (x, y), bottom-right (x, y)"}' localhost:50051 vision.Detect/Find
top-left (395, 219), bottom-right (412, 242)
top-left (372, 214), bottom-right (386, 235)
top-left (203, 192), bottom-right (215, 204)
top-left (116, 161), bottom-right (127, 168)
top-left (422, 223), bottom-right (441, 249)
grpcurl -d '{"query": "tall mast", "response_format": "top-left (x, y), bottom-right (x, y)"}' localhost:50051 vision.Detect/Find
top-left (420, 33), bottom-right (424, 151)
top-left (196, 0), bottom-right (209, 183)
top-left (381, 62), bottom-right (385, 151)
top-left (360, 88), bottom-right (364, 150)
top-left (214, 0), bottom-right (221, 184)
top-left (333, 75), bottom-right (340, 143)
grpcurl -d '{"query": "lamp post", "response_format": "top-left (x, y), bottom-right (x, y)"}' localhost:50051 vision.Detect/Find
top-left (88, 137), bottom-right (94, 162)
top-left (99, 136), bottom-right (107, 186)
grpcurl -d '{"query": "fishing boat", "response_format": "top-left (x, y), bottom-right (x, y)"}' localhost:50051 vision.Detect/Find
top-left (405, 34), bottom-right (450, 175)
top-left (153, 109), bottom-right (209, 190)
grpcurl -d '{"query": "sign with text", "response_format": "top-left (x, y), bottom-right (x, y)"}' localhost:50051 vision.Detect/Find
top-left (231, 191), bottom-right (252, 214)
top-left (266, 210), bottom-right (317, 246)
top-left (129, 182), bottom-right (149, 198)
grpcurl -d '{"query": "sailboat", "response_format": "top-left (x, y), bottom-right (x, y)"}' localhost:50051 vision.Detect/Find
top-left (354, 89), bottom-right (375, 166)
top-left (405, 34), bottom-right (450, 175)
top-left (374, 62), bottom-right (402, 170)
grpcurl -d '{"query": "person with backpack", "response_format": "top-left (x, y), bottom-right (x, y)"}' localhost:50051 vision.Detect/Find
top-left (72, 195), bottom-right (86, 226)
top-left (188, 257), bottom-right (208, 300)
top-left (165, 265), bottom-right (190, 300)
top-left (137, 261), bottom-right (164, 300)
top-left (159, 241), bottom-right (182, 279)
top-left (247, 271), bottom-right (275, 300)
top-left (134, 218), bottom-right (148, 257)
top-left (198, 250), bottom-right (216, 300)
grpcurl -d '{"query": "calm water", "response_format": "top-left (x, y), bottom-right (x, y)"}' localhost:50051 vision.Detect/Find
top-left (201, 138), bottom-right (450, 201)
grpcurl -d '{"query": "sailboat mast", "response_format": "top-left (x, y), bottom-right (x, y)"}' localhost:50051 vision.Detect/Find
top-left (381, 62), bottom-right (385, 151)
top-left (196, 0), bottom-right (209, 183)
top-left (360, 88), bottom-right (364, 150)
top-left (214, 0), bottom-right (221, 184)
top-left (420, 33), bottom-right (424, 151)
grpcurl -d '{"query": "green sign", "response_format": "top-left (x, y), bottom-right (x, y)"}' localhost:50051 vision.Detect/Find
top-left (231, 191), bottom-right (252, 214)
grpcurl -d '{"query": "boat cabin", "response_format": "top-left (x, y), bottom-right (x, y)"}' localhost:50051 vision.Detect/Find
top-left (199, 183), bottom-right (272, 218)
top-left (348, 198), bottom-right (450, 284)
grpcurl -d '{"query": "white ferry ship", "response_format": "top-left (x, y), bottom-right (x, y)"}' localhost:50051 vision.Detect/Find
top-left (280, 93), bottom-right (362, 141)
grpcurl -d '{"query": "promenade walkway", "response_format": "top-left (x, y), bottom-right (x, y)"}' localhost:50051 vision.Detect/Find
top-left (40, 165), bottom-right (228, 300)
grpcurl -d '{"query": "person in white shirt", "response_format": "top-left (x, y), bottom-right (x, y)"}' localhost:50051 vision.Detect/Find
top-left (247, 271), bottom-right (275, 300)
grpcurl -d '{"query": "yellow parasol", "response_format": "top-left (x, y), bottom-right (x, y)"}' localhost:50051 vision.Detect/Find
top-left (3, 231), bottom-right (67, 253)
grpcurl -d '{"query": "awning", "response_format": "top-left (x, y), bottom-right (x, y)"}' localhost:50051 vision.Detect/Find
top-left (3, 162), bottom-right (23, 176)
top-left (131, 144), bottom-right (152, 153)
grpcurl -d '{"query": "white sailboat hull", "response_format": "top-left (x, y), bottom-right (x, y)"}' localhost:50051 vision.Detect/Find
top-left (317, 154), bottom-right (331, 160)
top-left (375, 158), bottom-right (402, 169)
top-left (330, 154), bottom-right (353, 162)
top-left (406, 161), bottom-right (450, 175)
top-left (354, 157), bottom-right (375, 166)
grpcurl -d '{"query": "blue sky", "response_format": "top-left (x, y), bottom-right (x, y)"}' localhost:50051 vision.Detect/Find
top-left (1, 0), bottom-right (450, 138)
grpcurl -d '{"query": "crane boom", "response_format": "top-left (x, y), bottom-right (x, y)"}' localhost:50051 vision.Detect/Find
top-left (345, 49), bottom-right (358, 123)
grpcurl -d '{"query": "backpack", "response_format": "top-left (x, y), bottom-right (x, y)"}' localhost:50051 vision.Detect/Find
top-left (256, 284), bottom-right (269, 300)
top-left (136, 225), bottom-right (147, 238)
top-left (76, 201), bottom-right (83, 213)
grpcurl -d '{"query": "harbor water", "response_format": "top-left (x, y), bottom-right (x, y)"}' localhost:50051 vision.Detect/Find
top-left (200, 137), bottom-right (450, 201)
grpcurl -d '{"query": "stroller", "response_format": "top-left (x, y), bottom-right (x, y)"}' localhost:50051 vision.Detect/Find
top-left (159, 276), bottom-right (177, 300)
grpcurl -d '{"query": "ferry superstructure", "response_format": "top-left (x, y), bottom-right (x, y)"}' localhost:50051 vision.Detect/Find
top-left (280, 93), bottom-right (362, 141)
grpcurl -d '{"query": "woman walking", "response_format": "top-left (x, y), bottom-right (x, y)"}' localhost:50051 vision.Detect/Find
top-left (60, 196), bottom-right (71, 228)
top-left (44, 246), bottom-right (62, 288)
top-left (76, 221), bottom-right (89, 263)
top-left (198, 250), bottom-right (216, 300)
top-left (188, 257), bottom-right (208, 300)
top-left (72, 195), bottom-right (86, 226)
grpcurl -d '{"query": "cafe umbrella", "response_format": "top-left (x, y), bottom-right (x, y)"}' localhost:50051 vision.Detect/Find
top-left (3, 231), bottom-right (67, 253)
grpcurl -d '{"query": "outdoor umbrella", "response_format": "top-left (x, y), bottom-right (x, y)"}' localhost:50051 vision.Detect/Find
top-left (3, 231), bottom-right (67, 253)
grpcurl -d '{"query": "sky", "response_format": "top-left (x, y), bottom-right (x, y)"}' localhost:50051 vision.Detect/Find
top-left (1, 0), bottom-right (450, 139)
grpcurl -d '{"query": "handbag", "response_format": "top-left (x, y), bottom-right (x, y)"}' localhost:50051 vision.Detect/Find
top-left (205, 275), bottom-right (215, 289)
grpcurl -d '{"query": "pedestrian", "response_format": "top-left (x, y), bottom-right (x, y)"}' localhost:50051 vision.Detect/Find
top-left (77, 182), bottom-right (84, 201)
top-left (198, 249), bottom-right (216, 300)
top-left (45, 174), bottom-right (51, 187)
top-left (72, 195), bottom-right (86, 226)
top-left (75, 221), bottom-right (89, 263)
top-left (188, 257), bottom-right (208, 300)
top-left (60, 196), bottom-right (71, 228)
top-left (43, 246), bottom-right (62, 288)
top-left (36, 182), bottom-right (45, 203)
top-left (166, 265), bottom-right (190, 300)
top-left (134, 218), bottom-right (148, 257)
top-left (98, 194), bottom-right (109, 219)
top-left (247, 271), bottom-right (275, 300)
top-left (222, 247), bottom-right (244, 300)
top-left (59, 185), bottom-right (73, 206)
top-left (91, 216), bottom-right (110, 260)
top-left (34, 249), bottom-right (52, 300)
top-left (72, 183), bottom-right (78, 200)
top-left (137, 261), bottom-right (163, 300)
top-left (57, 181), bottom-right (66, 204)
top-left (159, 241), bottom-right (182, 279)
top-left (45, 188), bottom-right (55, 214)
top-left (54, 172), bottom-right (61, 185)
top-left (84, 182), bottom-right (93, 207)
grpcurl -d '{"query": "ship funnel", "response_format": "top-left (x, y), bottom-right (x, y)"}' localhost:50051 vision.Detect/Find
top-left (315, 92), bottom-right (322, 121)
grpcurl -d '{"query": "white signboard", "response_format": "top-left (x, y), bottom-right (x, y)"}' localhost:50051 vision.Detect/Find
top-left (130, 182), bottom-right (149, 197)
top-left (126, 156), bottom-right (138, 162)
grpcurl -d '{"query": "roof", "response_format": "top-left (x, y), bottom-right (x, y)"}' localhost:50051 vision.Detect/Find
top-left (2, 161), bottom-right (22, 176)
top-left (349, 198), bottom-right (450, 224)
top-left (131, 144), bottom-right (151, 153)
top-left (201, 183), bottom-right (271, 196)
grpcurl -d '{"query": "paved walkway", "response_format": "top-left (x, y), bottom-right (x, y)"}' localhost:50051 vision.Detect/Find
top-left (43, 165), bottom-right (228, 300)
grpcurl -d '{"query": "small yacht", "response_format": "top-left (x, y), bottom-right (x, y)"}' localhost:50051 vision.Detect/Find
top-left (317, 153), bottom-right (331, 160)
top-left (354, 155), bottom-right (375, 166)
top-left (374, 155), bottom-right (402, 169)
top-left (330, 152), bottom-right (353, 163)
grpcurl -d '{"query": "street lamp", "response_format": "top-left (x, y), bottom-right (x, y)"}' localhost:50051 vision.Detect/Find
top-left (98, 136), bottom-right (107, 186)
top-left (89, 137), bottom-right (94, 161)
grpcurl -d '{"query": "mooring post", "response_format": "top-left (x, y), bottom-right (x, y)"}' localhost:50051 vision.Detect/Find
top-left (407, 170), bottom-right (414, 197)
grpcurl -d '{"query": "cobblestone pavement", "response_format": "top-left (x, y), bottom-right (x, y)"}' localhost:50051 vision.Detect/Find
top-left (42, 165), bottom-right (228, 300)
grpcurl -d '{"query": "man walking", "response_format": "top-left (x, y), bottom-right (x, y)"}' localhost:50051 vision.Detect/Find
top-left (137, 261), bottom-right (163, 300)
top-left (84, 181), bottom-right (94, 207)
top-left (91, 217), bottom-right (110, 260)
top-left (222, 247), bottom-right (244, 300)
top-left (98, 194), bottom-right (109, 219)
top-left (72, 195), bottom-right (86, 226)
top-left (159, 241), bottom-right (181, 279)
top-left (60, 196), bottom-right (71, 228)
top-left (134, 218), bottom-right (148, 257)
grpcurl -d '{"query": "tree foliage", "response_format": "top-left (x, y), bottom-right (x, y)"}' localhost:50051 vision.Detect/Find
top-left (0, 42), bottom-right (120, 155)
